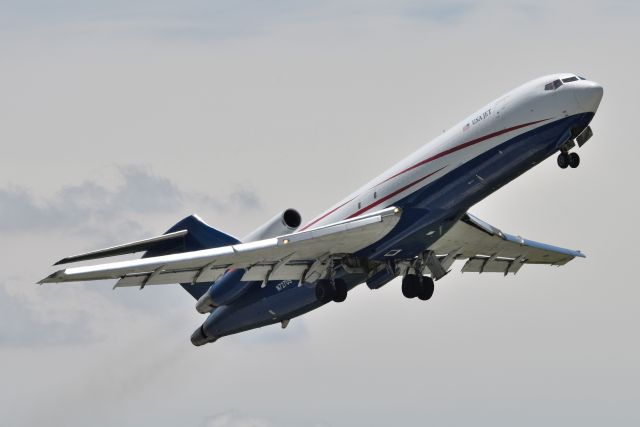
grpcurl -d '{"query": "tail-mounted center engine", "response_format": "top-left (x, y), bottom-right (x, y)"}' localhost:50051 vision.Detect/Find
top-left (242, 208), bottom-right (302, 242)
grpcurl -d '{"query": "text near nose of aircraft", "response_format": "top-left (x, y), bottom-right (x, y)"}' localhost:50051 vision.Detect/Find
top-left (574, 81), bottom-right (604, 113)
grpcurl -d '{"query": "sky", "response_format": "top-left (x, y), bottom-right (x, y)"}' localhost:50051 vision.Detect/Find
top-left (1, 1), bottom-right (639, 426)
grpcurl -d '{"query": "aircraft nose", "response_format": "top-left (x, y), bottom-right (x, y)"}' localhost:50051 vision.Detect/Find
top-left (574, 81), bottom-right (603, 113)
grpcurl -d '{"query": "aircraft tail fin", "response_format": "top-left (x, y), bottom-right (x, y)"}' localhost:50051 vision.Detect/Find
top-left (142, 215), bottom-right (239, 257)
top-left (143, 215), bottom-right (240, 300)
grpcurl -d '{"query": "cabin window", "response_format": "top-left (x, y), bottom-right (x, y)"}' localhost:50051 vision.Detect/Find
top-left (374, 191), bottom-right (377, 199)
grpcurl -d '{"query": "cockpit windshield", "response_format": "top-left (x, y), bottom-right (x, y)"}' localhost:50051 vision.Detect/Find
top-left (545, 75), bottom-right (583, 90)
top-left (544, 79), bottom-right (563, 91)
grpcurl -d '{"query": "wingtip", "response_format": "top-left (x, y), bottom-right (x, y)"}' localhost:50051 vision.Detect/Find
top-left (38, 271), bottom-right (63, 284)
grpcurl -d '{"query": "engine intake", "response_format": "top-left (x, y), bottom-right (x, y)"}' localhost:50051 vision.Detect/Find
top-left (243, 208), bottom-right (301, 242)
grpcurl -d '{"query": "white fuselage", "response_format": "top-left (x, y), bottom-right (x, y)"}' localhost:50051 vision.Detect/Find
top-left (301, 73), bottom-right (603, 232)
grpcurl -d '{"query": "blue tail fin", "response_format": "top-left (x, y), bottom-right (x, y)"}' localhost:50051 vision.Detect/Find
top-left (143, 215), bottom-right (240, 300)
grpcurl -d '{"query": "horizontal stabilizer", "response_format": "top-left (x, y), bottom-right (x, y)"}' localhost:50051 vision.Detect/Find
top-left (54, 230), bottom-right (188, 265)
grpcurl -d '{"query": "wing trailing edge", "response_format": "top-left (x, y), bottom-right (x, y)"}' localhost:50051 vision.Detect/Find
top-left (429, 212), bottom-right (585, 275)
top-left (39, 207), bottom-right (402, 287)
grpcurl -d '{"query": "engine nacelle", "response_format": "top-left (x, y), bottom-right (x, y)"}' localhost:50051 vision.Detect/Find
top-left (195, 269), bottom-right (251, 314)
top-left (195, 209), bottom-right (301, 314)
top-left (242, 208), bottom-right (302, 242)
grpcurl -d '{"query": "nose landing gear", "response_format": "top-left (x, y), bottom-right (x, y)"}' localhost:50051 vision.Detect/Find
top-left (557, 151), bottom-right (580, 169)
top-left (569, 152), bottom-right (580, 168)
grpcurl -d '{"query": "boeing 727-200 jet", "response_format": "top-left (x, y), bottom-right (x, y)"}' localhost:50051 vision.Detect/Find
top-left (40, 73), bottom-right (604, 346)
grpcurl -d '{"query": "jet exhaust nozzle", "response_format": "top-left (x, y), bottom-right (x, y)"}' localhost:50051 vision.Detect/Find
top-left (191, 325), bottom-right (217, 346)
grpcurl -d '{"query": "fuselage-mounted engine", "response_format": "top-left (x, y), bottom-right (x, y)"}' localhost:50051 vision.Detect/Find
top-left (242, 208), bottom-right (302, 242)
top-left (194, 208), bottom-right (302, 314)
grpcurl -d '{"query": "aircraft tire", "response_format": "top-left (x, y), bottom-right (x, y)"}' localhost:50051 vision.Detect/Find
top-left (569, 152), bottom-right (580, 168)
top-left (557, 152), bottom-right (570, 169)
top-left (315, 279), bottom-right (335, 303)
top-left (332, 279), bottom-right (348, 303)
top-left (417, 276), bottom-right (435, 301)
top-left (402, 274), bottom-right (420, 299)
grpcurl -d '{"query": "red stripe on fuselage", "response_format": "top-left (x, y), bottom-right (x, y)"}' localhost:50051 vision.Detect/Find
top-left (347, 165), bottom-right (448, 218)
top-left (299, 197), bottom-right (357, 231)
top-left (301, 118), bottom-right (551, 229)
top-left (376, 118), bottom-right (551, 186)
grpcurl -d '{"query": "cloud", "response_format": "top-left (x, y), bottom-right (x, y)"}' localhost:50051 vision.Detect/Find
top-left (110, 165), bottom-right (184, 213)
top-left (0, 281), bottom-right (95, 347)
top-left (200, 411), bottom-right (332, 427)
top-left (0, 165), bottom-right (261, 235)
top-left (0, 165), bottom-right (179, 233)
top-left (225, 187), bottom-right (262, 211)
top-left (405, 1), bottom-right (475, 23)
top-left (0, 0), bottom-right (318, 43)
top-left (0, 164), bottom-right (265, 347)
top-left (201, 412), bottom-right (272, 427)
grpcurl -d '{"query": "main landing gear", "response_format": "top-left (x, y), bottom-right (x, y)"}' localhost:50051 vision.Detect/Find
top-left (401, 274), bottom-right (435, 301)
top-left (557, 151), bottom-right (580, 169)
top-left (315, 278), bottom-right (348, 304)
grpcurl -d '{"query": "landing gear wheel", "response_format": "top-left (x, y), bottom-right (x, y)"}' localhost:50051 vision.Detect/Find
top-left (315, 279), bottom-right (335, 304)
top-left (557, 152), bottom-right (570, 169)
top-left (569, 152), bottom-right (580, 168)
top-left (417, 276), bottom-right (435, 301)
top-left (402, 274), bottom-right (420, 299)
top-left (332, 279), bottom-right (348, 303)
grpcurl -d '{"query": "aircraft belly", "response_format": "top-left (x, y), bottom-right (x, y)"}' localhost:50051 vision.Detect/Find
top-left (201, 281), bottom-right (320, 338)
top-left (201, 272), bottom-right (368, 339)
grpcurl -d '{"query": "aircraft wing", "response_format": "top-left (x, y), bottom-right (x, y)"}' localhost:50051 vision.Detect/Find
top-left (39, 207), bottom-right (402, 288)
top-left (429, 212), bottom-right (585, 275)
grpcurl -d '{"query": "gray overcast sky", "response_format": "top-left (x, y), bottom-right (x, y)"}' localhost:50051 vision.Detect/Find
top-left (1, 1), bottom-right (639, 426)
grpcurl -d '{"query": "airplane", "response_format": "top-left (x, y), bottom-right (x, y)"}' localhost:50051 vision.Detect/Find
top-left (40, 73), bottom-right (603, 346)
